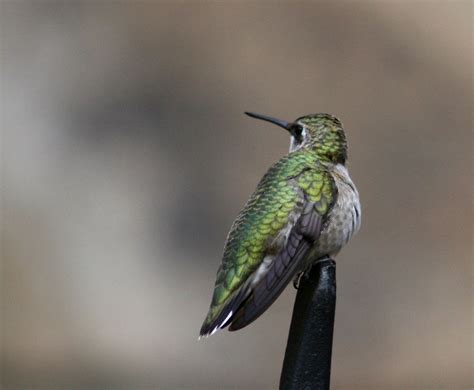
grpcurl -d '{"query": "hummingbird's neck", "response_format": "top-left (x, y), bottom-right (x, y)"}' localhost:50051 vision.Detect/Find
top-left (310, 141), bottom-right (347, 165)
top-left (300, 147), bottom-right (347, 166)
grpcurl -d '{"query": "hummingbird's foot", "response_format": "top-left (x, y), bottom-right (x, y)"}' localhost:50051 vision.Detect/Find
top-left (293, 271), bottom-right (304, 290)
top-left (293, 256), bottom-right (333, 289)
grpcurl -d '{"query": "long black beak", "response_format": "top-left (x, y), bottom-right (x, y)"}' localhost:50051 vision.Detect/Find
top-left (245, 111), bottom-right (292, 133)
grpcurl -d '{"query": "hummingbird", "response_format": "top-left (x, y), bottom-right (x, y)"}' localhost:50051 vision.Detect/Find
top-left (199, 112), bottom-right (361, 337)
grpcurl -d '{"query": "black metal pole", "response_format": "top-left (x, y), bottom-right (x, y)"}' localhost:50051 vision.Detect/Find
top-left (280, 258), bottom-right (336, 390)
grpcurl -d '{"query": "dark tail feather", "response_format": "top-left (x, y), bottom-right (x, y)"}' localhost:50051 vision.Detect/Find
top-left (199, 283), bottom-right (251, 337)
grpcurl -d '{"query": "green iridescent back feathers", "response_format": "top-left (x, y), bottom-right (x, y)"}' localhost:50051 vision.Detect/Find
top-left (203, 150), bottom-right (336, 329)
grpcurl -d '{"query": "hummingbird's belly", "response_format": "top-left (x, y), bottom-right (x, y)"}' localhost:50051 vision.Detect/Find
top-left (313, 166), bottom-right (361, 258)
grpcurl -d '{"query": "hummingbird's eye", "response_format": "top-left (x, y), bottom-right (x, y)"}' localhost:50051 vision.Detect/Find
top-left (291, 125), bottom-right (304, 142)
top-left (293, 125), bottom-right (303, 135)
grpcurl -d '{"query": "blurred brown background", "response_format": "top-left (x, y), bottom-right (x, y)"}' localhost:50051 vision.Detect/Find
top-left (1, 1), bottom-right (472, 389)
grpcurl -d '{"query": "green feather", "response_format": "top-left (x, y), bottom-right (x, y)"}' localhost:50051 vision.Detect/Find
top-left (203, 150), bottom-right (336, 328)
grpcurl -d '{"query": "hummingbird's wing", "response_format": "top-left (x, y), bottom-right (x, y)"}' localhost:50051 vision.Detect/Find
top-left (228, 200), bottom-right (322, 332)
top-left (200, 153), bottom-right (336, 336)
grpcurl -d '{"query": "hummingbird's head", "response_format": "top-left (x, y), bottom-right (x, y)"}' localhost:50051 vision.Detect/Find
top-left (245, 112), bottom-right (347, 165)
